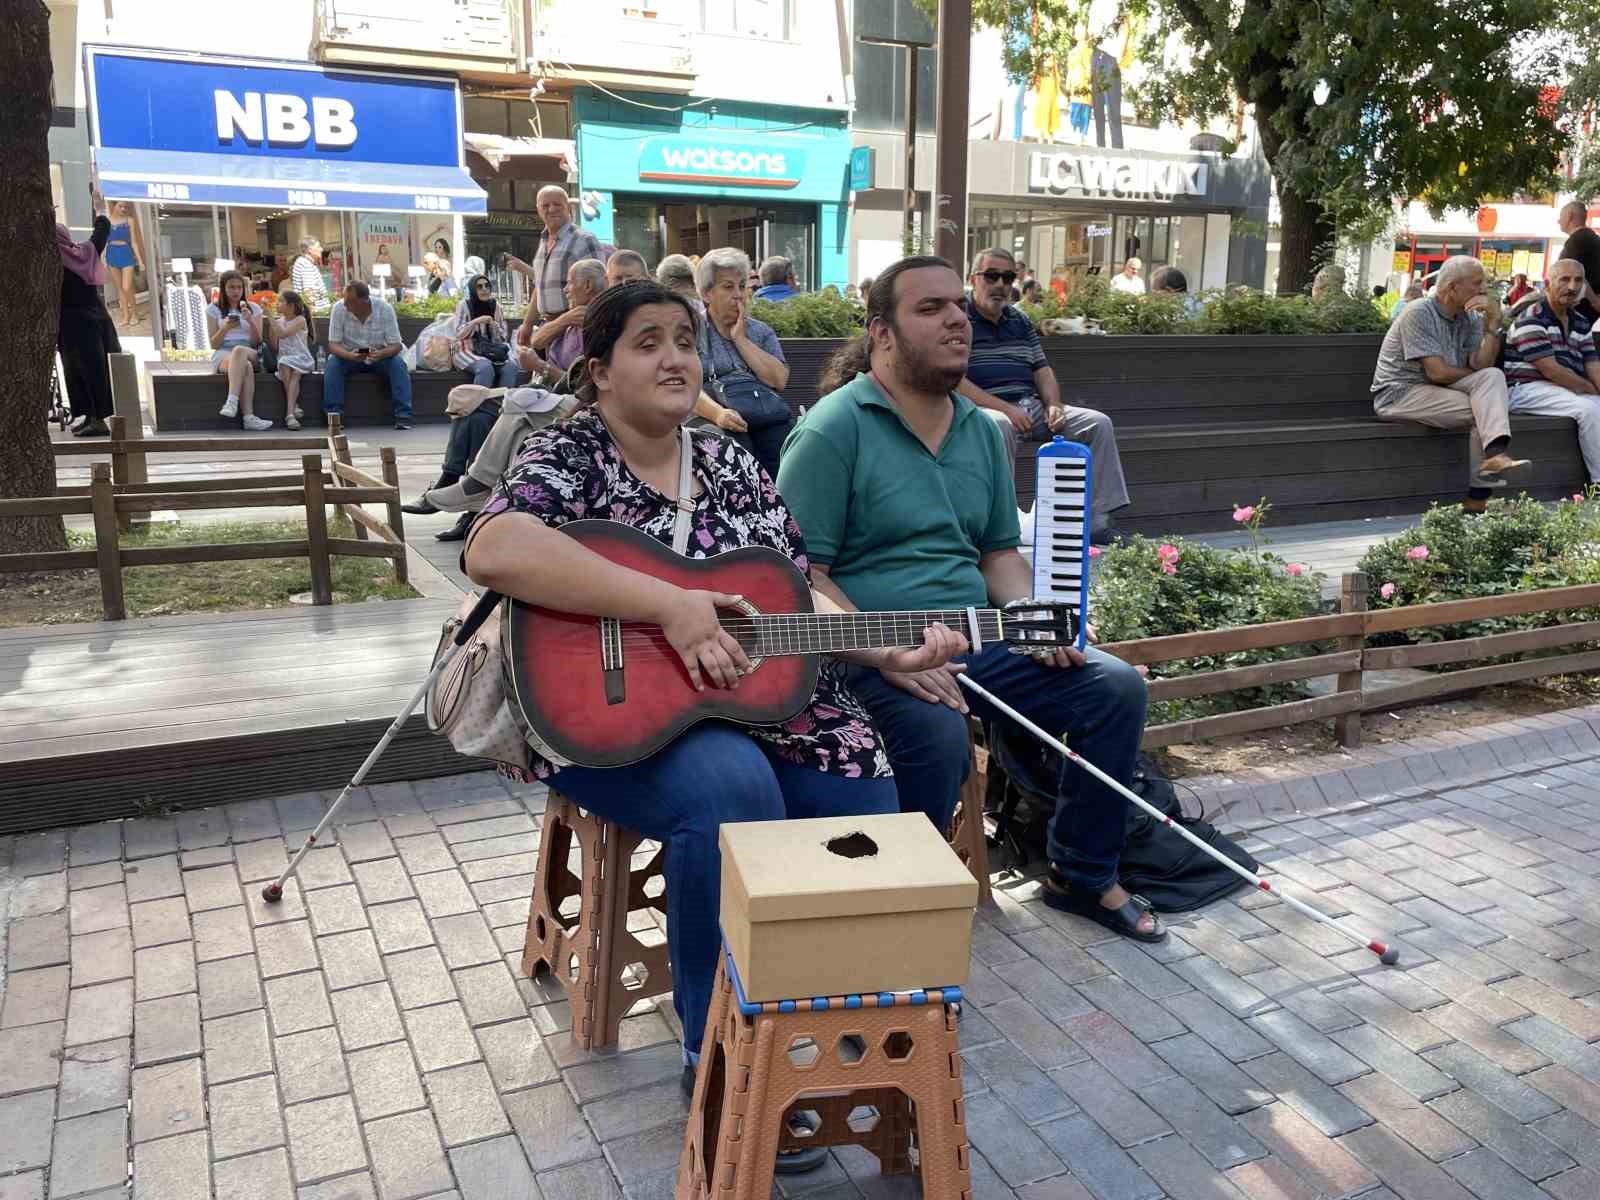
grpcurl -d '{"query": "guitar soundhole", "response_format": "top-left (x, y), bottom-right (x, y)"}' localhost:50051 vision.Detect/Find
top-left (728, 597), bottom-right (767, 671)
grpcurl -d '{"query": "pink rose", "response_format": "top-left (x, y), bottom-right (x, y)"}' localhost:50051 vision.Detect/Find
top-left (1161, 561), bottom-right (1178, 575)
top-left (1232, 505), bottom-right (1255, 523)
top-left (1406, 545), bottom-right (1429, 561)
top-left (1157, 543), bottom-right (1180, 561)
top-left (1575, 493), bottom-right (1586, 503)
top-left (1088, 545), bottom-right (1102, 558)
top-left (1380, 582), bottom-right (1396, 599)
top-left (1286, 563), bottom-right (1305, 577)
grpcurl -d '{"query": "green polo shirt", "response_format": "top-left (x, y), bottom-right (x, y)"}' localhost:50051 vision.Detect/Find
top-left (777, 371), bottom-right (1021, 613)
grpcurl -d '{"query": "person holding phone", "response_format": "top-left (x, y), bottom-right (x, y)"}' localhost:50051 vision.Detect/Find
top-left (325, 281), bottom-right (413, 430)
top-left (208, 269), bottom-right (271, 430)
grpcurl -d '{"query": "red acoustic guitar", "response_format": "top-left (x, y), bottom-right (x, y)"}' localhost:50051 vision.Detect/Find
top-left (503, 520), bottom-right (1076, 768)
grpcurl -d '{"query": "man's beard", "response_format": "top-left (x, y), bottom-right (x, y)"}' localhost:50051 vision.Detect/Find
top-left (895, 332), bottom-right (966, 394)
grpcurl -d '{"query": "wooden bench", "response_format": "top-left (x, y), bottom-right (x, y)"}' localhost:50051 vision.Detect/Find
top-left (151, 366), bottom-right (462, 431)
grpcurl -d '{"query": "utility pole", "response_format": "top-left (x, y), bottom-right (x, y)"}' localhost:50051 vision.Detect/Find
top-left (861, 31), bottom-right (934, 252)
top-left (933, 0), bottom-right (972, 266)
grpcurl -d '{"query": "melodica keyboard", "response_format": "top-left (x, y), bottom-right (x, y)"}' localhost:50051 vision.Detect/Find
top-left (1031, 437), bottom-right (1093, 650)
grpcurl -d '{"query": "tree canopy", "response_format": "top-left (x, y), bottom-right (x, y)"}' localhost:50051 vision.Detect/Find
top-left (939, 0), bottom-right (1569, 292)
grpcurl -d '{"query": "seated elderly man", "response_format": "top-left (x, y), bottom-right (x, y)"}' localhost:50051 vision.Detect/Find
top-left (606, 249), bottom-right (649, 287)
top-left (958, 246), bottom-right (1131, 542)
top-left (1371, 254), bottom-right (1530, 512)
top-left (1503, 258), bottom-right (1600, 483)
top-left (515, 257), bottom-right (606, 380)
top-left (753, 255), bottom-right (802, 302)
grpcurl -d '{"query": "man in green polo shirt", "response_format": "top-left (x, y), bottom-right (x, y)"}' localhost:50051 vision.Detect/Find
top-left (777, 255), bottom-right (1162, 944)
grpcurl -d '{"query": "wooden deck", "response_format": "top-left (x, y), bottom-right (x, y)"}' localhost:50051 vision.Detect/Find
top-left (0, 596), bottom-right (484, 834)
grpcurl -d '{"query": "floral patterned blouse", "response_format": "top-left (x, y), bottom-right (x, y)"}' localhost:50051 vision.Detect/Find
top-left (474, 407), bottom-right (893, 781)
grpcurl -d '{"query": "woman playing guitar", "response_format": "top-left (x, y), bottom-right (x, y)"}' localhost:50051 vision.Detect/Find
top-left (463, 280), bottom-right (965, 1095)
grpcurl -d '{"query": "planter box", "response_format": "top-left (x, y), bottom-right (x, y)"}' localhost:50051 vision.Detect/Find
top-left (720, 813), bottom-right (976, 1002)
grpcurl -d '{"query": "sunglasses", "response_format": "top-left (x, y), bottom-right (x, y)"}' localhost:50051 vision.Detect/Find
top-left (976, 269), bottom-right (1018, 286)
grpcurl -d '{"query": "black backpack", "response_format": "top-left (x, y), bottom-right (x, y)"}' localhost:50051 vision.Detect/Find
top-left (984, 740), bottom-right (1256, 913)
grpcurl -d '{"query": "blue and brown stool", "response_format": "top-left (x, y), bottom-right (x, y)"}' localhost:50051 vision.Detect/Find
top-left (521, 791), bottom-right (672, 1050)
top-left (675, 948), bottom-right (972, 1199)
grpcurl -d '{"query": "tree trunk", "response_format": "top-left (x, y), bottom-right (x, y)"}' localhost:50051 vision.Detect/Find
top-left (1274, 182), bottom-right (1335, 296)
top-left (0, 0), bottom-right (67, 556)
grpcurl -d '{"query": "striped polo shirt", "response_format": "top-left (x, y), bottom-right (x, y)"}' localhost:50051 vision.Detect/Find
top-left (964, 296), bottom-right (1047, 404)
top-left (1505, 298), bottom-right (1598, 387)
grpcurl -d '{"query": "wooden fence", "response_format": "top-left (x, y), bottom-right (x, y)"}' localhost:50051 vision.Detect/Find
top-left (1103, 572), bottom-right (1600, 750)
top-left (0, 417), bottom-right (407, 620)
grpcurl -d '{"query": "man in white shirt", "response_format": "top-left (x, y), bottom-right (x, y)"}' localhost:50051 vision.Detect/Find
top-left (1111, 256), bottom-right (1145, 295)
top-left (290, 238), bottom-right (328, 310)
top-left (325, 282), bottom-right (413, 429)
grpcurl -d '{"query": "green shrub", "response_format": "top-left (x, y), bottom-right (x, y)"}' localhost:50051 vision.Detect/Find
top-left (1359, 492), bottom-right (1600, 643)
top-left (393, 294), bottom-right (462, 320)
top-left (1020, 276), bottom-right (1387, 337)
top-left (748, 291), bottom-right (866, 338)
top-left (1092, 506), bottom-right (1325, 722)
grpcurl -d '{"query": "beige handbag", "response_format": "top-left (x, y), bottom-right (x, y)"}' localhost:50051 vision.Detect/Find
top-left (426, 425), bottom-right (697, 772)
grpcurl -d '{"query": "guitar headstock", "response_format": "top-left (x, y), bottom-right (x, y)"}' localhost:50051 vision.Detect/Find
top-left (1000, 602), bottom-right (1080, 649)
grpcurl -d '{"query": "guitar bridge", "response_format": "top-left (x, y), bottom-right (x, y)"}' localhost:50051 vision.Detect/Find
top-left (599, 618), bottom-right (626, 706)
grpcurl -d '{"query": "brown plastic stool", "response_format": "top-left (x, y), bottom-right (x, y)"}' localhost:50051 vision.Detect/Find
top-left (521, 791), bottom-right (672, 1050)
top-left (676, 953), bottom-right (972, 1199)
top-left (946, 721), bottom-right (992, 906)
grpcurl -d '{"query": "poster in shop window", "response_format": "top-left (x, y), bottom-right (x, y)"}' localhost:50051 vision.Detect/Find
top-left (358, 216), bottom-right (409, 277)
top-left (1512, 249), bottom-right (1531, 277)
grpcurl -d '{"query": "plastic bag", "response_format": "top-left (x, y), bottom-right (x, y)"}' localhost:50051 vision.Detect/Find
top-left (404, 315), bottom-right (458, 372)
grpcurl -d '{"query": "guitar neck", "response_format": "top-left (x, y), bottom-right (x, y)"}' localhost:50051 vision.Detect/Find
top-left (727, 609), bottom-right (1005, 657)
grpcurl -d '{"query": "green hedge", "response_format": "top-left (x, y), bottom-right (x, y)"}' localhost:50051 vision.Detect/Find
top-left (1091, 504), bottom-right (1327, 723)
top-left (1359, 493), bottom-right (1600, 644)
top-left (745, 274), bottom-right (1389, 339)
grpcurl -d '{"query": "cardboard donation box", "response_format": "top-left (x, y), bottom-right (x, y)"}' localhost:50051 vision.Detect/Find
top-left (719, 812), bottom-right (979, 1003)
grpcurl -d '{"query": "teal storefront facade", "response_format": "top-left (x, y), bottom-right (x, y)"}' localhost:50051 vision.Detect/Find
top-left (574, 91), bottom-right (852, 290)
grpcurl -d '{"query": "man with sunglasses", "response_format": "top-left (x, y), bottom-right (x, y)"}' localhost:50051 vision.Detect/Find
top-left (959, 247), bottom-right (1130, 543)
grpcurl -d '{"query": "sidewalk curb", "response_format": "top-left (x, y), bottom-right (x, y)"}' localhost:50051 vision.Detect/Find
top-left (1186, 701), bottom-right (1600, 828)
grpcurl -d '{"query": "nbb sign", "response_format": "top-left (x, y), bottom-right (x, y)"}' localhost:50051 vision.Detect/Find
top-left (214, 91), bottom-right (356, 149)
top-left (1028, 152), bottom-right (1209, 201)
top-left (637, 137), bottom-right (804, 190)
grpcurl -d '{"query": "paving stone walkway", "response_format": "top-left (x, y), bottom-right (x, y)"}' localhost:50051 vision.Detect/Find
top-left (3, 752), bottom-right (1600, 1199)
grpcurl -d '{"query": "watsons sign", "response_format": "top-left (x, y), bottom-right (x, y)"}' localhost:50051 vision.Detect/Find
top-left (1028, 152), bottom-right (1209, 201)
top-left (637, 137), bottom-right (804, 189)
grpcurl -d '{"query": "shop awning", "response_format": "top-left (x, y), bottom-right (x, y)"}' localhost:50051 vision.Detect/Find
top-left (463, 133), bottom-right (575, 173)
top-left (95, 147), bottom-right (488, 215)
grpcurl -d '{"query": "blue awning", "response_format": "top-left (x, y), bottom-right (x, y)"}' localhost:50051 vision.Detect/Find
top-left (95, 147), bottom-right (487, 215)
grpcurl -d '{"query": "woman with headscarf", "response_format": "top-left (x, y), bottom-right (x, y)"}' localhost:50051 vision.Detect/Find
top-left (57, 211), bottom-right (121, 437)
top-left (452, 273), bottom-right (518, 390)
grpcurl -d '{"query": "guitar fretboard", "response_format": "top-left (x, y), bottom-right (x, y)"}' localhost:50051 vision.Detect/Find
top-left (728, 610), bottom-right (1005, 657)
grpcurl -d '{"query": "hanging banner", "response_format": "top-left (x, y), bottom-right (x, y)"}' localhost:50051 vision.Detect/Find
top-left (1527, 252), bottom-right (1546, 281)
top-left (1392, 251), bottom-right (1412, 274)
top-left (1511, 249), bottom-right (1531, 276)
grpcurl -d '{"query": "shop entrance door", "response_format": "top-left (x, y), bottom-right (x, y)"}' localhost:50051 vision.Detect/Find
top-left (624, 198), bottom-right (817, 286)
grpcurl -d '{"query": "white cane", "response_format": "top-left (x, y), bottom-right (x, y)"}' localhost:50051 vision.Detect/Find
top-left (958, 674), bottom-right (1400, 965)
top-left (262, 590), bottom-right (502, 903)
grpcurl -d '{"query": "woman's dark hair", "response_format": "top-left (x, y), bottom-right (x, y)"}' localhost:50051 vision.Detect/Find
top-left (465, 274), bottom-right (496, 321)
top-left (818, 255), bottom-right (952, 395)
top-left (433, 237), bottom-right (451, 257)
top-left (579, 280), bottom-right (700, 404)
top-left (216, 269), bottom-right (249, 316)
top-left (276, 290), bottom-right (308, 321)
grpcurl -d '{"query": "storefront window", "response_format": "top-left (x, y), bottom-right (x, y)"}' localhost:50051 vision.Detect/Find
top-left (968, 207), bottom-right (1219, 290)
top-left (607, 196), bottom-right (815, 285)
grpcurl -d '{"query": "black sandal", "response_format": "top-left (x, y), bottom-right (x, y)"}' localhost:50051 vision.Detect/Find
top-left (1040, 869), bottom-right (1166, 943)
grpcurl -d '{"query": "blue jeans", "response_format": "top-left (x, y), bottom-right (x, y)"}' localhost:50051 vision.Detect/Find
top-left (323, 353), bottom-right (413, 421)
top-left (844, 643), bottom-right (1147, 893)
top-left (468, 358), bottom-right (520, 389)
top-left (545, 723), bottom-right (898, 1054)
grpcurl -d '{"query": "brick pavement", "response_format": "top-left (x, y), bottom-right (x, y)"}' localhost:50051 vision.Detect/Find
top-left (3, 745), bottom-right (1600, 1199)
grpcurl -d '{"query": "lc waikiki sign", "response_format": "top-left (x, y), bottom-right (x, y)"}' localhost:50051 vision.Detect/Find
top-left (637, 136), bottom-right (805, 190)
top-left (1028, 152), bottom-right (1209, 201)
